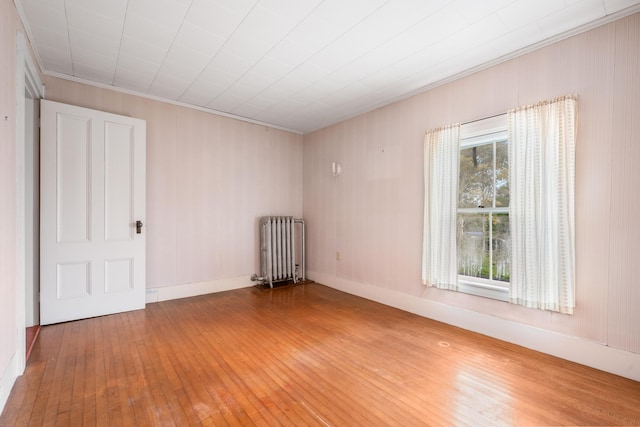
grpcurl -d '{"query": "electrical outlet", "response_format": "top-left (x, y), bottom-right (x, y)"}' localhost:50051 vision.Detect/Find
top-left (336, 251), bottom-right (341, 261)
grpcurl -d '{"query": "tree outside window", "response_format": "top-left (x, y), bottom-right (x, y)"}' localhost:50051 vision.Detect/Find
top-left (457, 139), bottom-right (510, 286)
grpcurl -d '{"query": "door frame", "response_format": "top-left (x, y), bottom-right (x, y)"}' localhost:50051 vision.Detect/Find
top-left (16, 31), bottom-right (45, 374)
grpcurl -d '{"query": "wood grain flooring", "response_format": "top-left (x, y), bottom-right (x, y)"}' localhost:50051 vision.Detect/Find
top-left (25, 326), bottom-right (40, 362)
top-left (1, 283), bottom-right (639, 426)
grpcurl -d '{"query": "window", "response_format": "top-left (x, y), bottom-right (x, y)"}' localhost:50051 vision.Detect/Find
top-left (423, 97), bottom-right (576, 313)
top-left (456, 116), bottom-right (509, 300)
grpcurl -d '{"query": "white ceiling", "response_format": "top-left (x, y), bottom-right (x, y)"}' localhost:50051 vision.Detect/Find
top-left (16, 0), bottom-right (640, 133)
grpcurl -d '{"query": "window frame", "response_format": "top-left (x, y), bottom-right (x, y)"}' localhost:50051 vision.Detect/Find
top-left (457, 115), bottom-right (509, 301)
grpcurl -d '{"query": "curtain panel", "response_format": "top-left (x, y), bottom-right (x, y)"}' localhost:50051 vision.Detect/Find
top-left (508, 95), bottom-right (577, 314)
top-left (422, 124), bottom-right (460, 290)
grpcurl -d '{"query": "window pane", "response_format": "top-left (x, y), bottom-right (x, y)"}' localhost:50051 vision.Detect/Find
top-left (495, 140), bottom-right (509, 207)
top-left (459, 144), bottom-right (494, 208)
top-left (492, 213), bottom-right (510, 281)
top-left (457, 213), bottom-right (489, 279)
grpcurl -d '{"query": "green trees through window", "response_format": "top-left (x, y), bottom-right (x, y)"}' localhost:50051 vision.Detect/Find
top-left (457, 139), bottom-right (510, 283)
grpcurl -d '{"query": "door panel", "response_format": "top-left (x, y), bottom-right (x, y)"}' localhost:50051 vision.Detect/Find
top-left (57, 262), bottom-right (91, 299)
top-left (41, 100), bottom-right (146, 325)
top-left (104, 122), bottom-right (134, 242)
top-left (56, 114), bottom-right (91, 243)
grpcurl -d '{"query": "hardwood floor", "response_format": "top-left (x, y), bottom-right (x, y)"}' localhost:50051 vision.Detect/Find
top-left (25, 326), bottom-right (40, 362)
top-left (2, 283), bottom-right (639, 426)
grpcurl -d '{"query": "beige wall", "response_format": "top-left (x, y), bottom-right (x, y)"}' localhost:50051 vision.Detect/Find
top-left (1, 0), bottom-right (23, 381)
top-left (304, 13), bottom-right (640, 354)
top-left (44, 78), bottom-right (304, 289)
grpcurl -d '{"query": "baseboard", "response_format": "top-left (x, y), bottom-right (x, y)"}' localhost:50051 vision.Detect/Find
top-left (145, 275), bottom-right (254, 303)
top-left (308, 271), bottom-right (640, 382)
top-left (0, 352), bottom-right (18, 418)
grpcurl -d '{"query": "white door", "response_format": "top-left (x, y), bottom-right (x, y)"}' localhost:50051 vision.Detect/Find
top-left (40, 100), bottom-right (146, 325)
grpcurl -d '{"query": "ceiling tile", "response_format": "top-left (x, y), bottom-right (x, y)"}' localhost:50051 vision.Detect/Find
top-left (604, 0), bottom-right (640, 13)
top-left (311, 0), bottom-right (388, 30)
top-left (285, 61), bottom-right (331, 86)
top-left (325, 62), bottom-right (369, 85)
top-left (42, 60), bottom-right (74, 75)
top-left (20, 0), bottom-right (67, 29)
top-left (72, 47), bottom-right (118, 71)
top-left (190, 71), bottom-right (236, 90)
top-left (122, 11), bottom-right (179, 48)
top-left (163, 44), bottom-right (212, 73)
top-left (358, 52), bottom-right (437, 90)
top-left (267, 38), bottom-right (316, 67)
top-left (258, 84), bottom-right (296, 100)
top-left (173, 22), bottom-right (226, 56)
top-left (65, 0), bottom-right (128, 22)
top-left (399, 6), bottom-right (469, 46)
top-left (322, 81), bottom-right (370, 105)
top-left (307, 41), bottom-right (363, 74)
top-left (119, 35), bottom-right (168, 65)
top-left (232, 4), bottom-right (296, 46)
top-left (73, 63), bottom-right (116, 84)
top-left (116, 51), bottom-right (162, 76)
top-left (284, 14), bottom-right (345, 52)
top-left (65, 3), bottom-right (125, 39)
top-left (247, 56), bottom-right (294, 81)
top-left (113, 75), bottom-right (154, 93)
top-left (113, 67), bottom-right (156, 92)
top-left (340, 0), bottom-right (450, 52)
top-left (438, 14), bottom-right (510, 53)
top-left (472, 21), bottom-right (543, 60)
top-left (209, 0), bottom-right (257, 15)
top-left (344, 35), bottom-right (426, 76)
top-left (497, 0), bottom-right (567, 31)
top-left (179, 80), bottom-right (221, 106)
top-left (218, 33), bottom-right (272, 63)
top-left (259, 0), bottom-right (322, 21)
top-left (207, 93), bottom-right (247, 112)
top-left (127, 0), bottom-right (190, 29)
top-left (207, 52), bottom-right (254, 77)
top-left (451, 0), bottom-right (515, 24)
top-left (184, 0), bottom-right (246, 38)
top-left (197, 66), bottom-right (238, 87)
top-left (274, 76), bottom-right (319, 96)
top-left (538, 0), bottom-right (605, 37)
top-left (243, 93), bottom-right (279, 111)
top-left (29, 24), bottom-right (70, 50)
top-left (236, 71), bottom-right (279, 92)
top-left (155, 61), bottom-right (201, 84)
top-left (38, 46), bottom-right (73, 74)
top-left (69, 29), bottom-right (120, 59)
top-left (148, 72), bottom-right (193, 98)
top-left (215, 83), bottom-right (261, 101)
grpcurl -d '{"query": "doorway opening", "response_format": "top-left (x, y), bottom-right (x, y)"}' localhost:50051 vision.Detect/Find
top-left (23, 92), bottom-right (40, 361)
top-left (16, 31), bottom-right (45, 371)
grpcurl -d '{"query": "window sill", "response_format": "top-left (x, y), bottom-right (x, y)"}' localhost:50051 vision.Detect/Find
top-left (457, 277), bottom-right (509, 302)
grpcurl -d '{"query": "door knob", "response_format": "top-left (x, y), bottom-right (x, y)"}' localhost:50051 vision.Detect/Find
top-left (136, 220), bottom-right (143, 234)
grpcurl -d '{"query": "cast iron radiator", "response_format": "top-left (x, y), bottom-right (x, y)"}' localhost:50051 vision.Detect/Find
top-left (251, 216), bottom-right (305, 288)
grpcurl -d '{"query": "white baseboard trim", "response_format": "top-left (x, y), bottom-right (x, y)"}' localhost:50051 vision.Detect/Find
top-left (308, 271), bottom-right (640, 382)
top-left (145, 275), bottom-right (254, 303)
top-left (0, 352), bottom-right (18, 417)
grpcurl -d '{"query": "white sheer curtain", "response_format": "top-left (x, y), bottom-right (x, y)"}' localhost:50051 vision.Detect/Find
top-left (508, 95), bottom-right (576, 314)
top-left (422, 124), bottom-right (460, 290)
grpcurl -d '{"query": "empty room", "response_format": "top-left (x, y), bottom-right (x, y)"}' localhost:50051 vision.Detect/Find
top-left (1, 0), bottom-right (640, 425)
